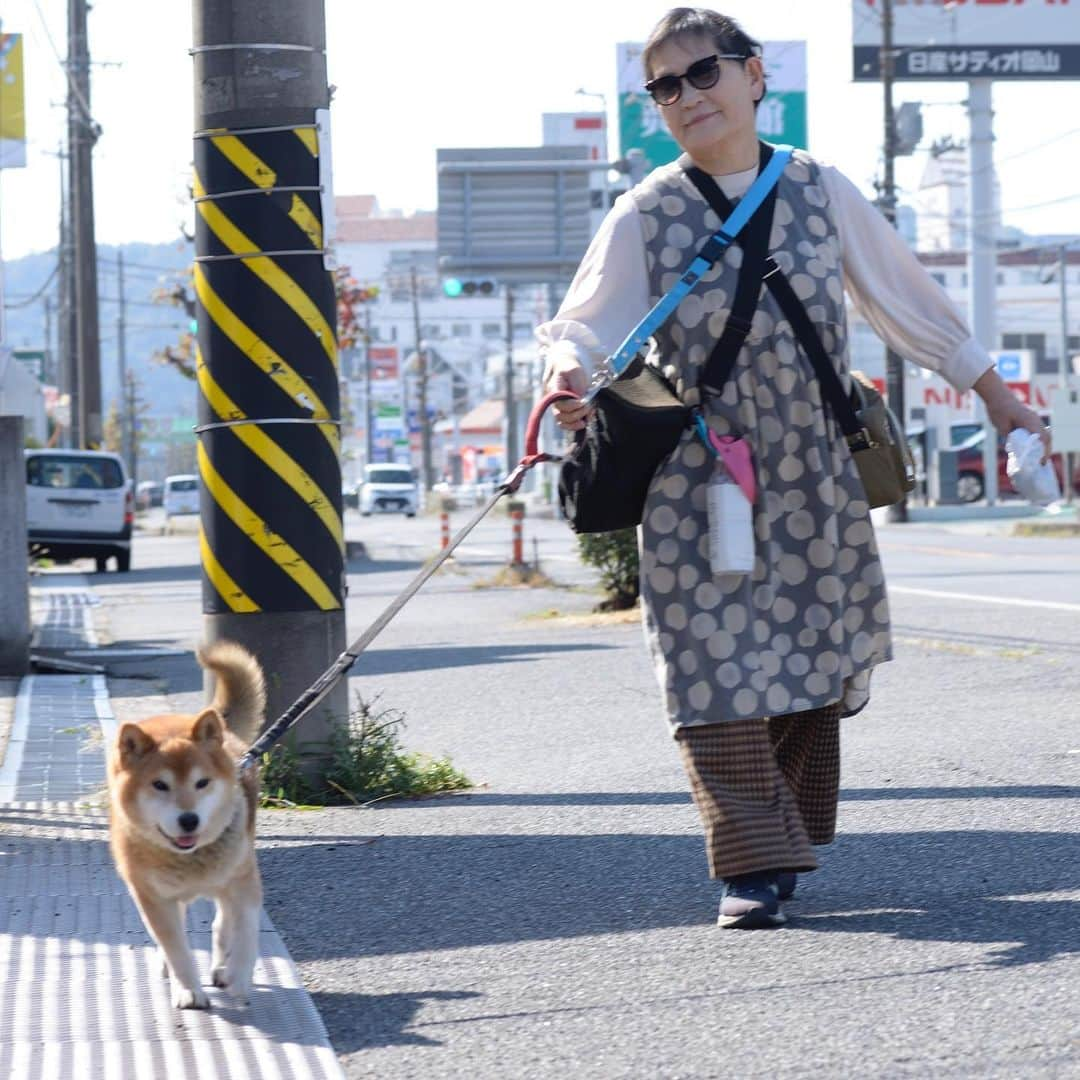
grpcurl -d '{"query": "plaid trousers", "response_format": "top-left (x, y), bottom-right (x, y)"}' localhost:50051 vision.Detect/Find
top-left (675, 703), bottom-right (842, 879)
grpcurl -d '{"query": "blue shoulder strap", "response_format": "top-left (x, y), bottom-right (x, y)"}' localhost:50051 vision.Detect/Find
top-left (597, 144), bottom-right (792, 388)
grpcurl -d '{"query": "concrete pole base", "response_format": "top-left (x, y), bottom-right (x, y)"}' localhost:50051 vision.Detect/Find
top-left (204, 610), bottom-right (349, 784)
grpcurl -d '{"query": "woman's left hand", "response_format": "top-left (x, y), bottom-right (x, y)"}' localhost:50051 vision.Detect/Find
top-left (974, 369), bottom-right (1052, 462)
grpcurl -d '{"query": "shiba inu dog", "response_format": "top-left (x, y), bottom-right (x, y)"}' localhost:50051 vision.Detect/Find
top-left (108, 641), bottom-right (266, 1009)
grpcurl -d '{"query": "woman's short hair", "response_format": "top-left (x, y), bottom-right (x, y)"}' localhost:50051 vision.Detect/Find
top-left (642, 7), bottom-right (766, 106)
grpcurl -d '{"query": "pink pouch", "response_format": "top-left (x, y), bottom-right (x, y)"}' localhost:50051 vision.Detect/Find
top-left (707, 431), bottom-right (756, 504)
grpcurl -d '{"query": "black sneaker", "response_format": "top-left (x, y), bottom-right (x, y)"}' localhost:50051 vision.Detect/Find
top-left (776, 871), bottom-right (797, 901)
top-left (717, 872), bottom-right (786, 929)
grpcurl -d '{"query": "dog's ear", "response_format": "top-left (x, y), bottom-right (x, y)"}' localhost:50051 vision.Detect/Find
top-left (191, 708), bottom-right (224, 745)
top-left (117, 723), bottom-right (155, 761)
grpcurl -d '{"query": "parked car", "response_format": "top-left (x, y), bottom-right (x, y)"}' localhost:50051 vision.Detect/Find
top-left (25, 449), bottom-right (133, 572)
top-left (163, 474), bottom-right (200, 523)
top-left (357, 464), bottom-right (419, 517)
top-left (954, 429), bottom-right (1080, 503)
top-left (135, 480), bottom-right (163, 510)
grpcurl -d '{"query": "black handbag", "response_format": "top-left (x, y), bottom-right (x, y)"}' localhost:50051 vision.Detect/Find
top-left (557, 359), bottom-right (688, 534)
top-left (557, 143), bottom-right (791, 534)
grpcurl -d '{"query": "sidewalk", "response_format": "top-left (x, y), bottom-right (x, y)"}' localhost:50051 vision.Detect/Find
top-left (0, 576), bottom-right (343, 1079)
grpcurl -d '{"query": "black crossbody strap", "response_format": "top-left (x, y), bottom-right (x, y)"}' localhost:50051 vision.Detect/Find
top-left (686, 159), bottom-right (869, 447)
top-left (761, 271), bottom-right (866, 441)
top-left (681, 146), bottom-right (777, 394)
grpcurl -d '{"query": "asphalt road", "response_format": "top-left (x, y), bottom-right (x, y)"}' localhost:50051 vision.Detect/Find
top-left (81, 508), bottom-right (1080, 1077)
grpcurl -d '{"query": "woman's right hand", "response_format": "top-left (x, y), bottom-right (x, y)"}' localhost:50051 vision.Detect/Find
top-left (543, 357), bottom-right (592, 432)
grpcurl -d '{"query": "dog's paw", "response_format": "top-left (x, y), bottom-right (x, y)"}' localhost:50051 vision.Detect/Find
top-left (157, 950), bottom-right (170, 979)
top-left (221, 964), bottom-right (253, 1004)
top-left (211, 965), bottom-right (228, 989)
top-left (172, 985), bottom-right (210, 1010)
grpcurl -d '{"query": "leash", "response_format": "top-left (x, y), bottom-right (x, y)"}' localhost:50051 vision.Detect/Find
top-left (237, 390), bottom-right (577, 772)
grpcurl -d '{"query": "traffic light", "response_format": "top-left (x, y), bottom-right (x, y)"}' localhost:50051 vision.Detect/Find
top-left (442, 278), bottom-right (496, 298)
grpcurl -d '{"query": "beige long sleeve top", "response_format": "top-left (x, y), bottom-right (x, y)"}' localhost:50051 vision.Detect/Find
top-left (535, 161), bottom-right (993, 392)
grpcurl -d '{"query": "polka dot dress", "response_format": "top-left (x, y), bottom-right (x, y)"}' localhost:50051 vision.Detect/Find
top-left (632, 151), bottom-right (892, 731)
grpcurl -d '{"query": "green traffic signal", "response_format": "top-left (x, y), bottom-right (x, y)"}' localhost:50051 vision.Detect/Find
top-left (443, 278), bottom-right (464, 298)
top-left (189, 318), bottom-right (198, 334)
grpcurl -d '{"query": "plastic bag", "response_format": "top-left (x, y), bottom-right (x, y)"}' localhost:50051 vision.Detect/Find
top-left (1005, 428), bottom-right (1060, 506)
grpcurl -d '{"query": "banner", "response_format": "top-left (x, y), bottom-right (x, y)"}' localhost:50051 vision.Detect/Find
top-left (0, 34), bottom-right (26, 170)
top-left (853, 0), bottom-right (1080, 81)
top-left (617, 40), bottom-right (808, 167)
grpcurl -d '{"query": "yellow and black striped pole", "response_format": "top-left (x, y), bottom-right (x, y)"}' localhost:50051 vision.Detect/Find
top-left (192, 1), bottom-right (346, 773)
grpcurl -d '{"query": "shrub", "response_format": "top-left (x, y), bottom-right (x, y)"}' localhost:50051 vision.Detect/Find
top-left (577, 528), bottom-right (640, 611)
top-left (259, 696), bottom-right (472, 807)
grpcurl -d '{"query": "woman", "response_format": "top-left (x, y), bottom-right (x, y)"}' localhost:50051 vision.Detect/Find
top-left (536, 7), bottom-right (1049, 929)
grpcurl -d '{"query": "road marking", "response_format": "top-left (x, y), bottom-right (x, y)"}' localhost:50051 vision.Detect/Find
top-left (61, 648), bottom-right (188, 659)
top-left (890, 585), bottom-right (1080, 613)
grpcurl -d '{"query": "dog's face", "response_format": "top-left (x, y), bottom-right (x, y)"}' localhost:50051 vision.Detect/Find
top-left (110, 709), bottom-right (239, 855)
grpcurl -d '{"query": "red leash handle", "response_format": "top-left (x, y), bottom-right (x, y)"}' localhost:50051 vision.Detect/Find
top-left (499, 390), bottom-right (580, 495)
top-left (524, 389), bottom-right (579, 458)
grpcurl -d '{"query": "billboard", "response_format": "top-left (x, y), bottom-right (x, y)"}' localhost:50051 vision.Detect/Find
top-left (853, 0), bottom-right (1080, 81)
top-left (436, 146), bottom-right (593, 285)
top-left (0, 33), bottom-right (26, 169)
top-left (617, 41), bottom-right (808, 167)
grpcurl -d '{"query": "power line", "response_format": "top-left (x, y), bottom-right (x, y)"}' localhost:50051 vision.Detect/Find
top-left (2, 264), bottom-right (59, 308)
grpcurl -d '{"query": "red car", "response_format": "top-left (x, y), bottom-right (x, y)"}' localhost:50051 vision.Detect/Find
top-left (955, 430), bottom-right (1080, 503)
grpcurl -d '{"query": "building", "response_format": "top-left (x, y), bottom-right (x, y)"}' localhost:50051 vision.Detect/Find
top-left (333, 197), bottom-right (546, 485)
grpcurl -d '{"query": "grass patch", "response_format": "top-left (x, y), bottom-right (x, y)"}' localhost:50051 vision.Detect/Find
top-left (259, 695), bottom-right (472, 808)
top-left (525, 604), bottom-right (642, 627)
top-left (473, 564), bottom-right (556, 589)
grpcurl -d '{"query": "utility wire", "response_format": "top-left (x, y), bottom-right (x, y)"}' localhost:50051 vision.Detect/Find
top-left (28, 0), bottom-right (98, 130)
top-left (2, 263), bottom-right (59, 308)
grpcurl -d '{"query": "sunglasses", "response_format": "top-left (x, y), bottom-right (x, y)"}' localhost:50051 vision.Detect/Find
top-left (644, 53), bottom-right (748, 107)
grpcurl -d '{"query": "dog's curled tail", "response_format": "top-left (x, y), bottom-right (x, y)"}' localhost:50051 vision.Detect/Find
top-left (197, 641), bottom-right (267, 744)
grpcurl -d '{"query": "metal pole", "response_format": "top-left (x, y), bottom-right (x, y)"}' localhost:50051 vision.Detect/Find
top-left (967, 79), bottom-right (998, 506)
top-left (67, 0), bottom-right (102, 448)
top-left (363, 301), bottom-right (373, 467)
top-left (881, 0), bottom-right (907, 522)
top-left (1059, 245), bottom-right (1074, 504)
top-left (411, 266), bottom-right (433, 491)
top-left (193, 0), bottom-right (347, 780)
top-left (504, 285), bottom-right (517, 472)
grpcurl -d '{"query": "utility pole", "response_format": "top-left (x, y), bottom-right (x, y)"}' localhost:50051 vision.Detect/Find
top-left (504, 285), bottom-right (517, 473)
top-left (193, 0), bottom-right (346, 777)
top-left (116, 250), bottom-right (131, 475)
top-left (125, 371), bottom-right (139, 493)
top-left (43, 296), bottom-right (54, 385)
top-left (967, 77), bottom-right (998, 506)
top-left (67, 0), bottom-right (103, 448)
top-left (54, 143), bottom-right (77, 447)
top-left (363, 302), bottom-right (373, 467)
top-left (880, 0), bottom-right (907, 522)
top-left (410, 266), bottom-right (433, 490)
top-left (1058, 244), bottom-right (1074, 505)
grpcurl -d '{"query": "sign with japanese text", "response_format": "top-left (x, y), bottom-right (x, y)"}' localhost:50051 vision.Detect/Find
top-left (368, 345), bottom-right (399, 381)
top-left (853, 0), bottom-right (1080, 81)
top-left (617, 40), bottom-right (808, 168)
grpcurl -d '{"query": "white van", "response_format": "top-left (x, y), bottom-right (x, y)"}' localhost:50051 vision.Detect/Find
top-left (25, 449), bottom-right (133, 572)
top-left (357, 463), bottom-right (419, 517)
top-left (163, 474), bottom-right (200, 524)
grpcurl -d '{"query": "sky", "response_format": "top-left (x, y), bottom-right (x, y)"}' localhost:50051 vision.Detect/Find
top-left (2, 0), bottom-right (1079, 264)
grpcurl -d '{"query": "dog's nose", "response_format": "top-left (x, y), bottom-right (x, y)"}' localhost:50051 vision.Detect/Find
top-left (178, 812), bottom-right (199, 834)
